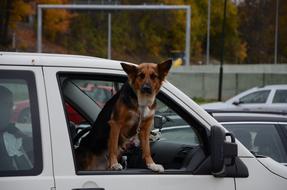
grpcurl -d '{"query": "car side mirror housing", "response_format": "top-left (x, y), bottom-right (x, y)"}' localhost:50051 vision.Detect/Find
top-left (154, 115), bottom-right (167, 131)
top-left (232, 100), bottom-right (240, 105)
top-left (210, 126), bottom-right (238, 177)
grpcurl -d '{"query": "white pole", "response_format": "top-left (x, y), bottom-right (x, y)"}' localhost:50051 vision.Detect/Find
top-left (37, 7), bottom-right (42, 52)
top-left (108, 13), bottom-right (112, 59)
top-left (185, 7), bottom-right (191, 66)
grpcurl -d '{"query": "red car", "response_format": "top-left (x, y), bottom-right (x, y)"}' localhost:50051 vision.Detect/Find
top-left (12, 85), bottom-right (116, 125)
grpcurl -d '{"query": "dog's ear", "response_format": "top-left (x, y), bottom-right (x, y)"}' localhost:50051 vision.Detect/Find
top-left (157, 59), bottom-right (172, 80)
top-left (121, 62), bottom-right (138, 79)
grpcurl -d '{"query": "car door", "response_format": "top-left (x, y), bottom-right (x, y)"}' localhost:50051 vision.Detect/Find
top-left (43, 66), bottom-right (235, 190)
top-left (0, 66), bottom-right (54, 190)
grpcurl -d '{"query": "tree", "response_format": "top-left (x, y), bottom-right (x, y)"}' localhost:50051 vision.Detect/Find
top-left (278, 1), bottom-right (287, 62)
top-left (37, 0), bottom-right (73, 42)
top-left (0, 0), bottom-right (33, 48)
top-left (238, 0), bottom-right (276, 63)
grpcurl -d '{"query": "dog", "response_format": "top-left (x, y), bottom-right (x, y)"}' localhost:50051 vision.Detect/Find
top-left (75, 60), bottom-right (172, 172)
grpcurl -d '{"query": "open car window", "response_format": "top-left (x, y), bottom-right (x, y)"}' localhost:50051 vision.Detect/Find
top-left (58, 74), bottom-right (207, 174)
top-left (153, 99), bottom-right (200, 146)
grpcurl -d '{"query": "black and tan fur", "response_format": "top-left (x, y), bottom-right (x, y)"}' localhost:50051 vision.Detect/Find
top-left (76, 60), bottom-right (172, 172)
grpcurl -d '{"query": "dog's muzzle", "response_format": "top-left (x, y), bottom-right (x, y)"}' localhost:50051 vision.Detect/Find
top-left (141, 83), bottom-right (152, 94)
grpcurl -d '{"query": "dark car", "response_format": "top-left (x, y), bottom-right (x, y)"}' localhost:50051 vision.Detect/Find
top-left (155, 111), bottom-right (287, 166)
top-left (212, 111), bottom-right (287, 166)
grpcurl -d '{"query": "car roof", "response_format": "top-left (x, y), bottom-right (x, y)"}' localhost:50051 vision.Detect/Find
top-left (257, 84), bottom-right (287, 89)
top-left (209, 111), bottom-right (287, 123)
top-left (0, 52), bottom-right (125, 69)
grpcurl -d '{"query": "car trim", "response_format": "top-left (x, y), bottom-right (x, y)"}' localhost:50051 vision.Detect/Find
top-left (220, 121), bottom-right (287, 125)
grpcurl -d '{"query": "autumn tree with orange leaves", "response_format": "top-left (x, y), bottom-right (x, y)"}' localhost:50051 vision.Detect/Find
top-left (37, 0), bottom-right (73, 41)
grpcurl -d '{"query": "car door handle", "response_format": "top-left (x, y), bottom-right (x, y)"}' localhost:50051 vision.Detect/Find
top-left (73, 188), bottom-right (105, 190)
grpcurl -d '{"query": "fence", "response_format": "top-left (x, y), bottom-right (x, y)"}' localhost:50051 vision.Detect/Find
top-left (167, 64), bottom-right (287, 100)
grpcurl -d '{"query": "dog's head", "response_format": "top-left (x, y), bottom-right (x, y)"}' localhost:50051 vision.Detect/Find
top-left (121, 60), bottom-right (172, 106)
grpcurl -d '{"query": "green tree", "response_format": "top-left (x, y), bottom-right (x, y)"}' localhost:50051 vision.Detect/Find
top-left (0, 0), bottom-right (33, 48)
top-left (278, 1), bottom-right (287, 63)
top-left (238, 0), bottom-right (276, 63)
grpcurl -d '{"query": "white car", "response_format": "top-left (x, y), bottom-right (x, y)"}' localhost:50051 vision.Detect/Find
top-left (201, 85), bottom-right (287, 113)
top-left (0, 52), bottom-right (287, 190)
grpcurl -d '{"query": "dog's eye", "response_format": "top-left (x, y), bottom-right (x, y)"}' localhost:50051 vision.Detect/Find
top-left (150, 73), bottom-right (157, 80)
top-left (138, 73), bottom-right (145, 79)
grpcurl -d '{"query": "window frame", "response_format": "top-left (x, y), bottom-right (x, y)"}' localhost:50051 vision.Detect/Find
top-left (57, 71), bottom-right (209, 175)
top-left (0, 70), bottom-right (43, 177)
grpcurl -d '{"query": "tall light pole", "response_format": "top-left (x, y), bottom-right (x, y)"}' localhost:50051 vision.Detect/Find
top-left (218, 0), bottom-right (227, 101)
top-left (274, 0), bottom-right (279, 64)
top-left (206, 0), bottom-right (211, 64)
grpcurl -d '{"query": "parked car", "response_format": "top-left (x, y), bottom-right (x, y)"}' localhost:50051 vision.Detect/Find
top-left (10, 85), bottom-right (115, 125)
top-left (11, 99), bottom-right (31, 123)
top-left (201, 85), bottom-right (287, 113)
top-left (213, 111), bottom-right (287, 166)
top-left (80, 83), bottom-right (116, 107)
top-left (1, 52), bottom-right (287, 190)
top-left (155, 110), bottom-right (287, 166)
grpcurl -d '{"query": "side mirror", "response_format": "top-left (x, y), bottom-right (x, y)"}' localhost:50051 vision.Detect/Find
top-left (210, 126), bottom-right (237, 177)
top-left (232, 100), bottom-right (240, 105)
top-left (154, 115), bottom-right (167, 131)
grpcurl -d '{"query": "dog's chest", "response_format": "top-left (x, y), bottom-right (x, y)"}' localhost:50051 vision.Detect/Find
top-left (139, 106), bottom-right (155, 119)
top-left (125, 106), bottom-right (154, 135)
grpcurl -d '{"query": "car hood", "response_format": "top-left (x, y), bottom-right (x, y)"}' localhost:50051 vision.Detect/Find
top-left (257, 157), bottom-right (287, 179)
top-left (200, 102), bottom-right (235, 110)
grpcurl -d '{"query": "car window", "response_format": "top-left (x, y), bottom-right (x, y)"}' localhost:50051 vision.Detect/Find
top-left (154, 99), bottom-right (199, 146)
top-left (73, 80), bottom-right (116, 107)
top-left (0, 70), bottom-right (42, 177)
top-left (224, 123), bottom-right (287, 163)
top-left (272, 90), bottom-right (287, 103)
top-left (239, 90), bottom-right (270, 104)
top-left (58, 75), bottom-right (204, 173)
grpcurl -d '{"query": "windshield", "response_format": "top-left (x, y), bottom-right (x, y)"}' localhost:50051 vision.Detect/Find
top-left (223, 123), bottom-right (287, 163)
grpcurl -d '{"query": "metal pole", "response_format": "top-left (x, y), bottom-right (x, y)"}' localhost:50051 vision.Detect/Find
top-left (206, 0), bottom-right (211, 64)
top-left (108, 12), bottom-right (112, 59)
top-left (36, 4), bottom-right (191, 58)
top-left (274, 0), bottom-right (279, 64)
top-left (185, 6), bottom-right (191, 66)
top-left (218, 0), bottom-right (227, 101)
top-left (37, 7), bottom-right (42, 52)
top-left (38, 4), bottom-right (190, 11)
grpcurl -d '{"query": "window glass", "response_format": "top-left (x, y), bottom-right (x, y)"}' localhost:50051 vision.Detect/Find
top-left (154, 99), bottom-right (199, 146)
top-left (239, 90), bottom-right (270, 104)
top-left (0, 70), bottom-right (42, 176)
top-left (73, 79), bottom-right (117, 108)
top-left (273, 90), bottom-right (287, 103)
top-left (59, 76), bottom-right (202, 172)
top-left (224, 123), bottom-right (287, 163)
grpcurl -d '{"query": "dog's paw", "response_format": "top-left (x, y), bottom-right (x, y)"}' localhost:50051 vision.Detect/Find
top-left (147, 163), bottom-right (164, 173)
top-left (110, 163), bottom-right (123, 171)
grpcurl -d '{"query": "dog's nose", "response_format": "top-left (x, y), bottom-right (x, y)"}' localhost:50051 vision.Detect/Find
top-left (141, 83), bottom-right (152, 94)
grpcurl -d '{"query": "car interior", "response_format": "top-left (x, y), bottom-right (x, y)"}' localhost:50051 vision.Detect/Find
top-left (59, 75), bottom-right (213, 174)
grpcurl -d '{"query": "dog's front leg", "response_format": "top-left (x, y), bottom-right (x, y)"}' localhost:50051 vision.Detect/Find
top-left (139, 117), bottom-right (164, 172)
top-left (108, 120), bottom-right (123, 170)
